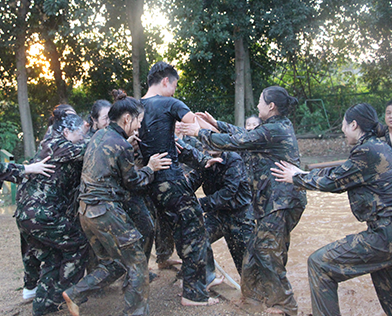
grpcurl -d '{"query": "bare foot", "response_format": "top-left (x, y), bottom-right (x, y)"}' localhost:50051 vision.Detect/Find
top-left (158, 258), bottom-right (182, 269)
top-left (265, 307), bottom-right (285, 314)
top-left (62, 291), bottom-right (79, 316)
top-left (181, 297), bottom-right (219, 306)
top-left (206, 275), bottom-right (225, 291)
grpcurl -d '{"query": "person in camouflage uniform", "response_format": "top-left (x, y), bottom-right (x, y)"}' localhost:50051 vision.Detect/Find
top-left (186, 149), bottom-right (255, 284)
top-left (383, 99), bottom-right (392, 147)
top-left (138, 61), bottom-right (220, 306)
top-left (1, 158), bottom-right (55, 298)
top-left (15, 111), bottom-right (89, 316)
top-left (153, 124), bottom-right (204, 269)
top-left (62, 90), bottom-right (171, 316)
top-left (0, 158), bottom-right (54, 185)
top-left (272, 102), bottom-right (392, 316)
top-left (181, 86), bottom-right (307, 315)
top-left (86, 99), bottom-right (112, 138)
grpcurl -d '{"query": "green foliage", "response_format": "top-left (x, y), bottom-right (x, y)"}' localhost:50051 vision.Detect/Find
top-left (0, 121), bottom-right (19, 153)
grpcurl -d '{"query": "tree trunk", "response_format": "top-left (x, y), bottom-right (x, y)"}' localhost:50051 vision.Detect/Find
top-left (16, 0), bottom-right (36, 158)
top-left (244, 44), bottom-right (254, 114)
top-left (127, 0), bottom-right (146, 99)
top-left (44, 37), bottom-right (68, 104)
top-left (234, 33), bottom-right (245, 127)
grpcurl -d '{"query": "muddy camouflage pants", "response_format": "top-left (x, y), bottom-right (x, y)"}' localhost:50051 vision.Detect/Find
top-left (126, 195), bottom-right (155, 262)
top-left (150, 178), bottom-right (209, 302)
top-left (308, 217), bottom-right (392, 316)
top-left (21, 233), bottom-right (41, 290)
top-left (241, 207), bottom-right (304, 316)
top-left (205, 205), bottom-right (255, 283)
top-left (17, 216), bottom-right (89, 316)
top-left (65, 203), bottom-right (149, 316)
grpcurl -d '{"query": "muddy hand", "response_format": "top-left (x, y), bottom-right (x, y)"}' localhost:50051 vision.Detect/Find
top-left (205, 157), bottom-right (223, 168)
top-left (271, 160), bottom-right (305, 183)
top-left (148, 152), bottom-right (172, 172)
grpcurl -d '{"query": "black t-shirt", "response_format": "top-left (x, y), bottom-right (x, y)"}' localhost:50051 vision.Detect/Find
top-left (139, 95), bottom-right (190, 182)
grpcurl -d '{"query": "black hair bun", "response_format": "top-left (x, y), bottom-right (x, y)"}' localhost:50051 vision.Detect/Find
top-left (111, 89), bottom-right (127, 101)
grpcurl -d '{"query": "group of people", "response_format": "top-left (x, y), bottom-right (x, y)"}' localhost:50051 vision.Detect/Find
top-left (1, 61), bottom-right (392, 316)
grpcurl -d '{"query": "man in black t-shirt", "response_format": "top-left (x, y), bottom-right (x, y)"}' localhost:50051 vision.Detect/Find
top-left (139, 62), bottom-right (219, 306)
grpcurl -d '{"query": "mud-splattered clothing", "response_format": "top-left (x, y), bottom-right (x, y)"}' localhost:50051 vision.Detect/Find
top-left (65, 122), bottom-right (153, 316)
top-left (139, 95), bottom-right (209, 303)
top-left (0, 162), bottom-right (25, 184)
top-left (197, 116), bottom-right (306, 315)
top-left (188, 151), bottom-right (255, 279)
top-left (15, 130), bottom-right (88, 316)
top-left (293, 134), bottom-right (392, 316)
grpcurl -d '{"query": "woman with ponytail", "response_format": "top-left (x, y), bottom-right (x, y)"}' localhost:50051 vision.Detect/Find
top-left (272, 103), bottom-right (392, 316)
top-left (181, 86), bottom-right (307, 315)
top-left (63, 89), bottom-right (172, 316)
top-left (15, 109), bottom-right (89, 316)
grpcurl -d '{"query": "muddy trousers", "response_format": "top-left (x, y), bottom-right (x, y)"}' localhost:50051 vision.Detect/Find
top-left (150, 178), bottom-right (209, 302)
top-left (154, 209), bottom-right (175, 264)
top-left (308, 218), bottom-right (392, 316)
top-left (65, 209), bottom-right (149, 316)
top-left (126, 195), bottom-right (155, 262)
top-left (21, 233), bottom-right (41, 290)
top-left (17, 218), bottom-right (88, 316)
top-left (205, 206), bottom-right (255, 284)
top-left (241, 208), bottom-right (304, 316)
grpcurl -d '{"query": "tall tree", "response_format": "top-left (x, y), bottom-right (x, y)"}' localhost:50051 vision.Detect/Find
top-left (15, 0), bottom-right (36, 157)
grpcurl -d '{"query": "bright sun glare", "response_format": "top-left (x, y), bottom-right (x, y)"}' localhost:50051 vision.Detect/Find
top-left (27, 42), bottom-right (54, 82)
top-left (26, 7), bottom-right (174, 84)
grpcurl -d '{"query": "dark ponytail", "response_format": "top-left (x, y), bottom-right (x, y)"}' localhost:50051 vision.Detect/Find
top-left (345, 103), bottom-right (384, 137)
top-left (262, 86), bottom-right (298, 116)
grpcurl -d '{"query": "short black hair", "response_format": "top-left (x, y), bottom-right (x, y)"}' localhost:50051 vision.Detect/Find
top-left (147, 61), bottom-right (179, 87)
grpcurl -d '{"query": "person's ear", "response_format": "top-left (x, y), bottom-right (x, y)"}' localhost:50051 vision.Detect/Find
top-left (351, 120), bottom-right (359, 130)
top-left (161, 77), bottom-right (169, 87)
top-left (269, 101), bottom-right (276, 112)
top-left (63, 128), bottom-right (70, 138)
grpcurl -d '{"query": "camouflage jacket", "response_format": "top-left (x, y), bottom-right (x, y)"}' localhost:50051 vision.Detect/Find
top-left (198, 115), bottom-right (307, 219)
top-left (187, 151), bottom-right (252, 214)
top-left (79, 122), bottom-right (154, 206)
top-left (381, 125), bottom-right (392, 148)
top-left (293, 134), bottom-right (392, 222)
top-left (0, 162), bottom-right (25, 184)
top-left (15, 130), bottom-right (87, 221)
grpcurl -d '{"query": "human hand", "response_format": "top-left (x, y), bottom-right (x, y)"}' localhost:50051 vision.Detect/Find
top-left (128, 132), bottom-right (141, 150)
top-left (195, 111), bottom-right (217, 128)
top-left (205, 157), bottom-right (223, 168)
top-left (270, 160), bottom-right (305, 183)
top-left (147, 152), bottom-right (172, 172)
top-left (178, 118), bottom-right (201, 137)
top-left (24, 156), bottom-right (55, 177)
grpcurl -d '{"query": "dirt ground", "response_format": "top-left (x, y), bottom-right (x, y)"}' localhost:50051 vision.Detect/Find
top-left (1, 137), bottom-right (385, 316)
